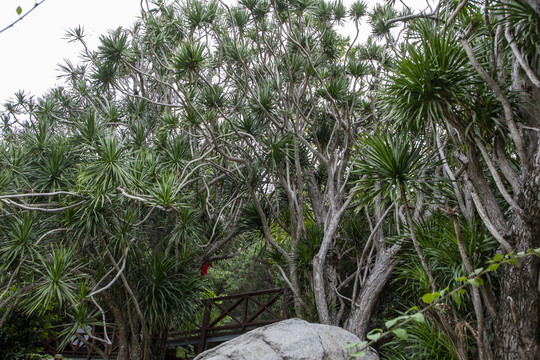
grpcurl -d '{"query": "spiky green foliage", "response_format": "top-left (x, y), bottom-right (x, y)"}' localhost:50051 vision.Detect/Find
top-left (383, 320), bottom-right (460, 360)
top-left (353, 133), bottom-right (439, 204)
top-left (382, 22), bottom-right (472, 132)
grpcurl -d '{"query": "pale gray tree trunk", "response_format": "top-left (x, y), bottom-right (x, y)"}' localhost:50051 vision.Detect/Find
top-left (346, 244), bottom-right (401, 337)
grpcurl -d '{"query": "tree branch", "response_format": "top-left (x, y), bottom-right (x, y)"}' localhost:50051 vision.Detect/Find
top-left (0, 0), bottom-right (48, 35)
top-left (459, 35), bottom-right (529, 172)
top-left (385, 12), bottom-right (438, 27)
top-left (464, 177), bottom-right (514, 253)
top-left (475, 137), bottom-right (526, 218)
top-left (1, 199), bottom-right (85, 212)
top-left (505, 26), bottom-right (540, 88)
top-left (0, 191), bottom-right (82, 199)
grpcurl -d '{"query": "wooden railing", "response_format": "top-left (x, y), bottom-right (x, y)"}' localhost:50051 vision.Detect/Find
top-left (43, 288), bottom-right (290, 358)
top-left (169, 288), bottom-right (290, 354)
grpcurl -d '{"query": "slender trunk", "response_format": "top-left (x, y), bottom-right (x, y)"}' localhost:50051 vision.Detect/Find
top-left (143, 328), bottom-right (168, 360)
top-left (327, 259), bottom-right (340, 325)
top-left (312, 204), bottom-right (352, 325)
top-left (312, 253), bottom-right (330, 324)
top-left (116, 320), bottom-right (130, 360)
top-left (400, 185), bottom-right (437, 292)
top-left (450, 212), bottom-right (490, 360)
top-left (288, 260), bottom-right (304, 317)
top-left (129, 321), bottom-right (143, 360)
top-left (429, 309), bottom-right (470, 360)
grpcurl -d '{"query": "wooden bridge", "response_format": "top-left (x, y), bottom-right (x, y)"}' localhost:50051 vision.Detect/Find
top-left (43, 288), bottom-right (290, 359)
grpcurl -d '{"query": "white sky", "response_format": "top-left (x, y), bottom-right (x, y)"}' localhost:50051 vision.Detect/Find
top-left (0, 0), bottom-right (142, 103)
top-left (0, 0), bottom-right (428, 104)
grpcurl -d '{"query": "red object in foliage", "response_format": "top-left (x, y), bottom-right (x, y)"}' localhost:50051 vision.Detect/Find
top-left (200, 262), bottom-right (212, 276)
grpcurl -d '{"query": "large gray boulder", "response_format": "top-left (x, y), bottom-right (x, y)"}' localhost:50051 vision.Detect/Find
top-left (194, 318), bottom-right (378, 360)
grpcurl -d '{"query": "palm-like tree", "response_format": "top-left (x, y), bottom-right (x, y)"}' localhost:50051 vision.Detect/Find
top-left (0, 34), bottom-right (237, 360)
top-left (353, 133), bottom-right (438, 292)
top-left (380, 1), bottom-right (540, 357)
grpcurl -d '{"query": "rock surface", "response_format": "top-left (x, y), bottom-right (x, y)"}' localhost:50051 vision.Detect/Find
top-left (194, 318), bottom-right (379, 360)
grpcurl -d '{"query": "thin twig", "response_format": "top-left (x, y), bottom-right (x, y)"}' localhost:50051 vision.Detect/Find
top-left (0, 0), bottom-right (48, 35)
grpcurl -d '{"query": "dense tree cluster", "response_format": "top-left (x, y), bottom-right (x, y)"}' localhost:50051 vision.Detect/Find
top-left (1, 0), bottom-right (539, 359)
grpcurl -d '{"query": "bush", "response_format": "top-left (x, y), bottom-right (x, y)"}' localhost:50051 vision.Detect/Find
top-left (0, 306), bottom-right (58, 360)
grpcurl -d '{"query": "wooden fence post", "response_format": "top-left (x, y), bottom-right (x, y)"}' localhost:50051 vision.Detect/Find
top-left (197, 301), bottom-right (211, 354)
top-left (242, 294), bottom-right (248, 332)
top-left (283, 288), bottom-right (289, 319)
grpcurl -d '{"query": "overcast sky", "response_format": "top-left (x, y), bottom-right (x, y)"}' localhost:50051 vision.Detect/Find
top-left (0, 0), bottom-right (428, 104)
top-left (0, 0), bottom-right (142, 103)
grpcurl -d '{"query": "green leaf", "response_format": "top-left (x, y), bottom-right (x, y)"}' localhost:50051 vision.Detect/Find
top-left (452, 292), bottom-right (462, 306)
top-left (517, 251), bottom-right (525, 257)
top-left (176, 347), bottom-right (186, 357)
top-left (456, 276), bottom-right (467, 282)
top-left (493, 253), bottom-right (503, 262)
top-left (468, 278), bottom-right (484, 287)
top-left (392, 328), bottom-right (408, 340)
top-left (16, 6), bottom-right (22, 15)
top-left (366, 329), bottom-right (382, 341)
top-left (351, 351), bottom-right (367, 357)
top-left (411, 312), bottom-right (425, 323)
top-left (346, 341), bottom-right (367, 350)
top-left (488, 263), bottom-right (500, 271)
top-left (422, 293), bottom-right (435, 304)
top-left (474, 267), bottom-right (483, 275)
top-left (385, 318), bottom-right (398, 328)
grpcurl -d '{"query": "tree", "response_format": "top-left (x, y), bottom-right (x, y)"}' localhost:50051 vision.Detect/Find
top-left (57, 0), bottom-right (429, 339)
top-left (0, 31), bottom-right (246, 359)
top-left (381, 1), bottom-right (540, 357)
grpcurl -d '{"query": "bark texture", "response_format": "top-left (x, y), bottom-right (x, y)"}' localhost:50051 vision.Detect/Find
top-left (492, 169), bottom-right (540, 360)
top-left (346, 244), bottom-right (401, 337)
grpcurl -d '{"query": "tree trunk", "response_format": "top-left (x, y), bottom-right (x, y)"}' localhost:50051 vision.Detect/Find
top-left (288, 260), bottom-right (305, 318)
top-left (116, 321), bottom-right (130, 360)
top-left (312, 211), bottom-right (349, 325)
top-left (451, 212), bottom-right (490, 360)
top-left (312, 253), bottom-right (330, 324)
top-left (129, 324), bottom-right (143, 360)
top-left (347, 244), bottom-right (401, 337)
top-left (144, 329), bottom-right (168, 360)
top-left (490, 170), bottom-right (540, 359)
top-left (400, 185), bottom-right (437, 292)
top-left (102, 292), bottom-right (130, 360)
